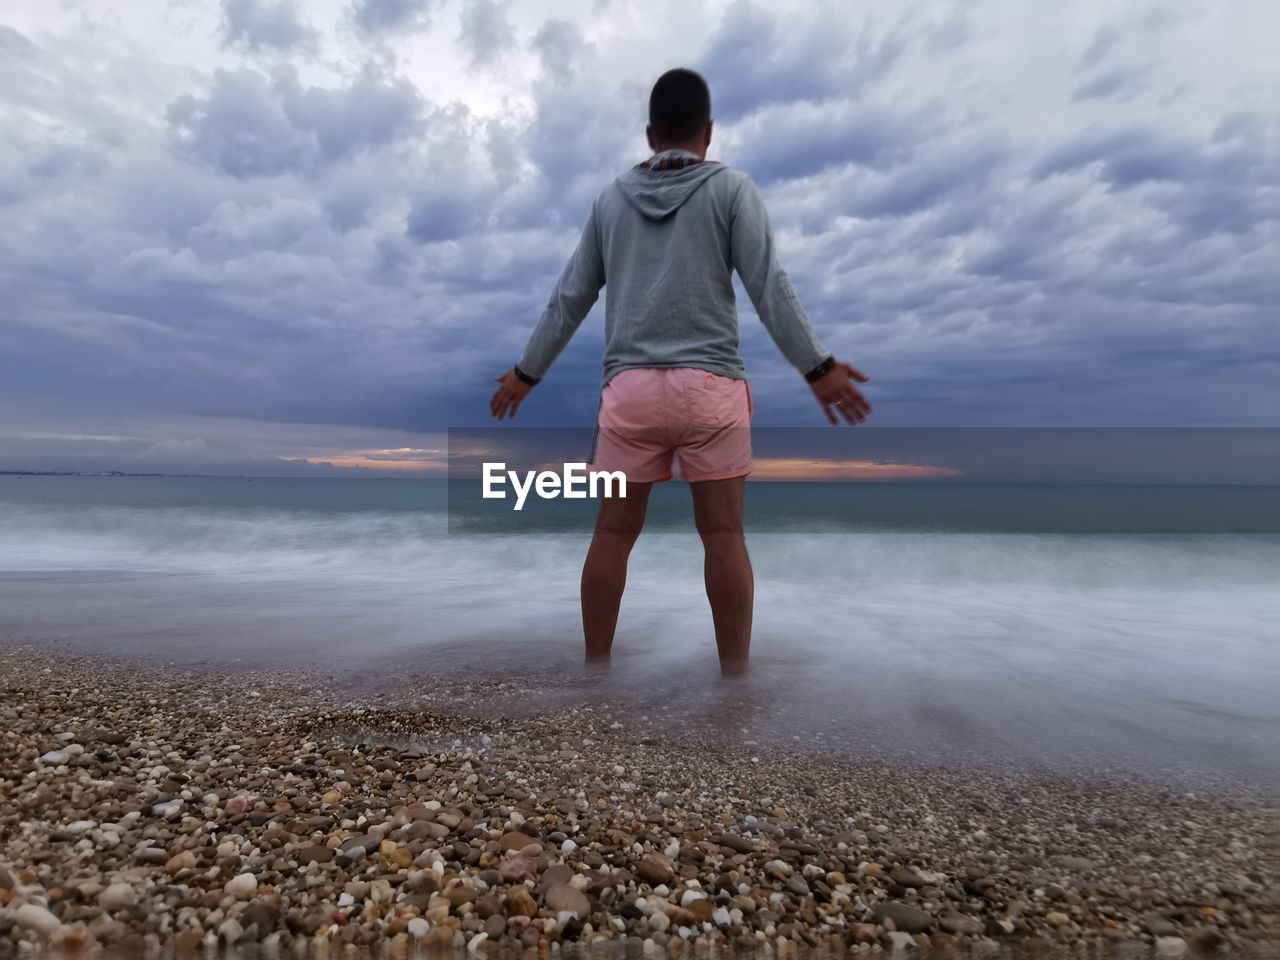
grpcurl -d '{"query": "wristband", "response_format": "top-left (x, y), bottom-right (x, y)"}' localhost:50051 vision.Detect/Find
top-left (513, 365), bottom-right (541, 386)
top-left (804, 356), bottom-right (835, 383)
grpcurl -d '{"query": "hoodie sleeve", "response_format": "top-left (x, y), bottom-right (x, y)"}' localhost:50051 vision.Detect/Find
top-left (729, 175), bottom-right (831, 376)
top-left (515, 202), bottom-right (605, 382)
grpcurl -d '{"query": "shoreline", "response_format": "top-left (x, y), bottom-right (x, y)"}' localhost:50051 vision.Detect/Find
top-left (1, 644), bottom-right (1277, 958)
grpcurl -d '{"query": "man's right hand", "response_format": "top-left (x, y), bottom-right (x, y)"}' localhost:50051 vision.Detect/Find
top-left (809, 361), bottom-right (872, 425)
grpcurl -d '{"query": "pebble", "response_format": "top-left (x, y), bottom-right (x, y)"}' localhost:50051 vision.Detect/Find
top-left (0, 647), bottom-right (1273, 957)
top-left (637, 855), bottom-right (675, 886)
top-left (1155, 936), bottom-right (1189, 958)
top-left (39, 750), bottom-right (69, 765)
top-left (224, 873), bottom-right (258, 899)
top-left (873, 901), bottom-right (934, 934)
top-left (545, 883), bottom-right (591, 918)
top-left (14, 903), bottom-right (62, 937)
top-left (99, 882), bottom-right (137, 910)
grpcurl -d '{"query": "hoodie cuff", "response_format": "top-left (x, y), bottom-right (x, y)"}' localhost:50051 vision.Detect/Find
top-left (513, 364), bottom-right (541, 386)
top-left (804, 356), bottom-right (835, 383)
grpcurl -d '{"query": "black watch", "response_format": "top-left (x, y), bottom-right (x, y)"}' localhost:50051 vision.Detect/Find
top-left (804, 356), bottom-right (835, 383)
top-left (513, 365), bottom-right (541, 386)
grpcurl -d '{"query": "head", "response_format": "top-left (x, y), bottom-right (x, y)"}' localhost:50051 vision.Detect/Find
top-left (646, 68), bottom-right (713, 158)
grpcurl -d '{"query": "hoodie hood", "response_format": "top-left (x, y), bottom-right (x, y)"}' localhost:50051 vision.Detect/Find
top-left (615, 151), bottom-right (728, 221)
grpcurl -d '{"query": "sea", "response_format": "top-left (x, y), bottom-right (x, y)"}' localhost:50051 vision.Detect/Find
top-left (2, 474), bottom-right (1277, 786)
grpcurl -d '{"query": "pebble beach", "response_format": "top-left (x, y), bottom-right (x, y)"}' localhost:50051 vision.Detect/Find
top-left (2, 644), bottom-right (1277, 959)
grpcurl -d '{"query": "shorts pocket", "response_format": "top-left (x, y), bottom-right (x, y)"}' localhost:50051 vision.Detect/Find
top-left (683, 372), bottom-right (745, 429)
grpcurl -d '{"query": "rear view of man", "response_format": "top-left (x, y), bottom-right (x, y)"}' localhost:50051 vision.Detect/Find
top-left (490, 68), bottom-right (871, 676)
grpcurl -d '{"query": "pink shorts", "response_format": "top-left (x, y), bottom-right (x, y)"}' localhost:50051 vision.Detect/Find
top-left (590, 367), bottom-right (754, 483)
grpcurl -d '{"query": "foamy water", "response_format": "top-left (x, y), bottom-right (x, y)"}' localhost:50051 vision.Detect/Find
top-left (2, 475), bottom-right (1277, 781)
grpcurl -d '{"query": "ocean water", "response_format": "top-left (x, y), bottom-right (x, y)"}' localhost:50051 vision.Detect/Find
top-left (2, 475), bottom-right (1277, 783)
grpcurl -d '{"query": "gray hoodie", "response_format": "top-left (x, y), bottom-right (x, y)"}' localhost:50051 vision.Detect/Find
top-left (516, 149), bottom-right (830, 386)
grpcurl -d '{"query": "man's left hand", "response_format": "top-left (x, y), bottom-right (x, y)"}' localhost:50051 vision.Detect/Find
top-left (490, 368), bottom-right (534, 420)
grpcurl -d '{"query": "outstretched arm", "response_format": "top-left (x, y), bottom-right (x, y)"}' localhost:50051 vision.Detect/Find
top-left (491, 204), bottom-right (605, 420)
top-left (730, 177), bottom-right (872, 425)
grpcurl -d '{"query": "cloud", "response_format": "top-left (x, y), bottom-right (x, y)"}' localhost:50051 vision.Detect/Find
top-left (0, 23), bottom-right (36, 56)
top-left (0, 0), bottom-right (1277, 477)
top-left (166, 68), bottom-right (424, 179)
top-left (1034, 127), bottom-right (1193, 188)
top-left (532, 19), bottom-right (586, 85)
top-left (697, 1), bottom-right (906, 122)
top-left (350, 0), bottom-right (434, 36)
top-left (1073, 67), bottom-right (1145, 102)
top-left (459, 0), bottom-right (515, 66)
top-left (728, 100), bottom-right (924, 185)
top-left (221, 0), bottom-right (316, 53)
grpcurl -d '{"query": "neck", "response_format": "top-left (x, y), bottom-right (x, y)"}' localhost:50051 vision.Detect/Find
top-left (651, 141), bottom-right (706, 160)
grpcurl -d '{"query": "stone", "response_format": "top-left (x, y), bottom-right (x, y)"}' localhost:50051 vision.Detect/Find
top-left (1147, 916), bottom-right (1179, 937)
top-left (545, 883), bottom-right (590, 918)
top-left (40, 751), bottom-right (70, 766)
top-left (887, 931), bottom-right (916, 953)
top-left (499, 856), bottom-right (538, 881)
top-left (408, 917), bottom-right (429, 939)
top-left (297, 844), bottom-right (334, 864)
top-left (446, 884), bottom-right (479, 907)
top-left (785, 876), bottom-right (810, 897)
top-left (890, 866), bottom-right (927, 888)
top-left (715, 834), bottom-right (756, 853)
top-left (688, 899), bottom-right (715, 923)
top-left (499, 831), bottom-right (535, 852)
top-left (1052, 856), bottom-right (1094, 872)
top-left (506, 886), bottom-right (538, 918)
top-left (14, 903), bottom-right (62, 937)
top-left (637, 854), bottom-right (675, 886)
top-left (484, 914), bottom-right (506, 938)
top-left (241, 903), bottom-right (278, 938)
top-left (940, 914), bottom-right (982, 935)
top-left (1155, 937), bottom-right (1189, 958)
top-left (225, 873), bottom-right (258, 899)
top-left (873, 901), bottom-right (934, 934)
top-left (1045, 912), bottom-right (1071, 927)
top-left (165, 851), bottom-right (196, 873)
top-left (99, 883), bottom-right (137, 911)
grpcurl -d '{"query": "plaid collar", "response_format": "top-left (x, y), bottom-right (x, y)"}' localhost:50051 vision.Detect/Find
top-left (636, 149), bottom-right (705, 172)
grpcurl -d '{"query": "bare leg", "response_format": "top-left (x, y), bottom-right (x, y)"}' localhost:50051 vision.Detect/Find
top-left (581, 481), bottom-right (653, 665)
top-left (690, 476), bottom-right (753, 677)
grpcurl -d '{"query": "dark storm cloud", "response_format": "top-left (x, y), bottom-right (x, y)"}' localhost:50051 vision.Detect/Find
top-left (1072, 67), bottom-right (1145, 102)
top-left (731, 102), bottom-right (922, 185)
top-left (0, 23), bottom-right (35, 54)
top-left (167, 68), bottom-right (424, 178)
top-left (221, 0), bottom-right (316, 53)
top-left (351, 0), bottom-right (434, 36)
top-left (1034, 127), bottom-right (1192, 187)
top-left (1, 2), bottom-right (1277, 476)
top-left (697, 1), bottom-right (906, 122)
top-left (458, 0), bottom-right (515, 66)
top-left (532, 20), bottom-right (585, 85)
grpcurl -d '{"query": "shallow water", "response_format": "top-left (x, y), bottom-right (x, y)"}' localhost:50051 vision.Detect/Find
top-left (1, 475), bottom-right (1278, 784)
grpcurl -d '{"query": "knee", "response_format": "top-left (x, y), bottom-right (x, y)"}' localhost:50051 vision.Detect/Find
top-left (592, 524), bottom-right (644, 551)
top-left (698, 529), bottom-right (746, 558)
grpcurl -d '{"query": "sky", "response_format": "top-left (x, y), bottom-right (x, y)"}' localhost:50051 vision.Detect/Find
top-left (0, 0), bottom-right (1277, 477)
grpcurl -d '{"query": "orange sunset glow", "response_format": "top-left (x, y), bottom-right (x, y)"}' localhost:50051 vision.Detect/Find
top-left (280, 448), bottom-right (448, 473)
top-left (749, 458), bottom-right (961, 481)
top-left (288, 449), bottom-right (961, 481)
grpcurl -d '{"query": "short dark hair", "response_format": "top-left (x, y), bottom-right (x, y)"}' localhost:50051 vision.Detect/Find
top-left (648, 68), bottom-right (712, 143)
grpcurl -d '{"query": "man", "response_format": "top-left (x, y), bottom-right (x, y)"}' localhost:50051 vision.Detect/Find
top-left (490, 68), bottom-right (871, 677)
